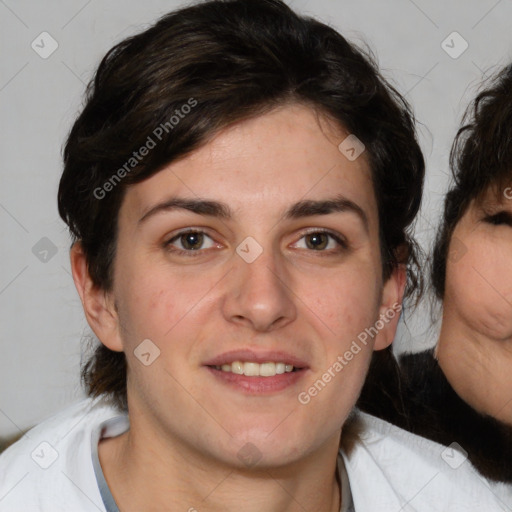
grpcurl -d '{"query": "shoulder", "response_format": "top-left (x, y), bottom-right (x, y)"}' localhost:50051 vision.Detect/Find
top-left (0, 396), bottom-right (125, 512)
top-left (399, 350), bottom-right (512, 483)
top-left (340, 411), bottom-right (511, 511)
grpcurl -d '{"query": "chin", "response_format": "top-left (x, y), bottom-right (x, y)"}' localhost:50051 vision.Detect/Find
top-left (474, 316), bottom-right (512, 341)
top-left (229, 429), bottom-right (314, 466)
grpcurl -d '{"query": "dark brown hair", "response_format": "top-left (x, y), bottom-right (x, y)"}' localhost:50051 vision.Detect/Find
top-left (432, 63), bottom-right (512, 299)
top-left (58, 0), bottom-right (424, 411)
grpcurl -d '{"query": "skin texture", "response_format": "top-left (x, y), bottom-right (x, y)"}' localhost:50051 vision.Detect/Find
top-left (437, 189), bottom-right (512, 426)
top-left (71, 104), bottom-right (404, 512)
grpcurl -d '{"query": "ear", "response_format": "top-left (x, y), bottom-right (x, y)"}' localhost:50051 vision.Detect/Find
top-left (373, 263), bottom-right (406, 351)
top-left (70, 242), bottom-right (124, 352)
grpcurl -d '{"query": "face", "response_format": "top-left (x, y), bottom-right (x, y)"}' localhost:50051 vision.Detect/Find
top-left (438, 187), bottom-right (512, 423)
top-left (82, 104), bottom-right (402, 469)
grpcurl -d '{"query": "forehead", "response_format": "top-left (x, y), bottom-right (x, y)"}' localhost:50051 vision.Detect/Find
top-left (121, 103), bottom-right (378, 227)
top-left (465, 183), bottom-right (512, 216)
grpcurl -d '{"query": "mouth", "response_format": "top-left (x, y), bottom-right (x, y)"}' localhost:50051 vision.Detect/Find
top-left (203, 350), bottom-right (309, 394)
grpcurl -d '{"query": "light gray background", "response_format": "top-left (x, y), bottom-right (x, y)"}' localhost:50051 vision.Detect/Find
top-left (2, 0), bottom-right (512, 437)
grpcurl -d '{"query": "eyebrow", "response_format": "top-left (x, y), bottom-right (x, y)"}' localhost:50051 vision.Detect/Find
top-left (138, 194), bottom-right (369, 232)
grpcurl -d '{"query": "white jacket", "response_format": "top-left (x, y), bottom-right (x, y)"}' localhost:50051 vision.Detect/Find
top-left (0, 397), bottom-right (510, 511)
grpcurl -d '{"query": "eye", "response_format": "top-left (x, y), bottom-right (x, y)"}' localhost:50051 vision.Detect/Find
top-left (163, 228), bottom-right (347, 257)
top-left (483, 211), bottom-right (512, 226)
top-left (292, 230), bottom-right (347, 253)
top-left (164, 229), bottom-right (218, 255)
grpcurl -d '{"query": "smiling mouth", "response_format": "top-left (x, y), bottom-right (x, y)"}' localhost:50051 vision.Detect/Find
top-left (209, 361), bottom-right (302, 377)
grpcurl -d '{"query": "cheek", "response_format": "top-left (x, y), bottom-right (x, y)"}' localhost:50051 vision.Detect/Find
top-left (115, 271), bottom-right (214, 401)
top-left (114, 247), bottom-right (383, 367)
top-left (446, 249), bottom-right (512, 338)
top-left (115, 263), bottom-right (213, 347)
top-left (301, 265), bottom-right (382, 381)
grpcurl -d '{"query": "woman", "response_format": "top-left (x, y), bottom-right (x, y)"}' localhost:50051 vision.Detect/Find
top-left (359, 63), bottom-right (512, 484)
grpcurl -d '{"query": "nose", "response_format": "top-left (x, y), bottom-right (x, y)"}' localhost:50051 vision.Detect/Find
top-left (222, 246), bottom-right (297, 332)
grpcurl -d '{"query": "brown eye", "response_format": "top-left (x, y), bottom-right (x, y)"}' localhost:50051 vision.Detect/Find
top-left (179, 232), bottom-right (204, 250)
top-left (305, 232), bottom-right (329, 250)
top-left (293, 230), bottom-right (347, 253)
top-left (164, 230), bottom-right (217, 255)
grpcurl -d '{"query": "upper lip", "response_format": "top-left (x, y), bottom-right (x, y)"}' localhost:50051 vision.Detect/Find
top-left (203, 349), bottom-right (309, 369)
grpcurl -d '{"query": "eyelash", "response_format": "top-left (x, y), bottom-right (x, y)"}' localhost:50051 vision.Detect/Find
top-left (483, 211), bottom-right (512, 226)
top-left (163, 228), bottom-right (348, 257)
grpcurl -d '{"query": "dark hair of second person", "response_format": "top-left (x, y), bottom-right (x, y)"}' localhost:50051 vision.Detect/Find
top-left (357, 63), bottom-right (512, 484)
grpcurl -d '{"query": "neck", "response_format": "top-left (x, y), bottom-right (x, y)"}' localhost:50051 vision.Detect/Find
top-left (98, 415), bottom-right (342, 512)
top-left (436, 302), bottom-right (512, 426)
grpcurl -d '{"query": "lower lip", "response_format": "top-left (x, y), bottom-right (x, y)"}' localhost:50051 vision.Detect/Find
top-left (205, 366), bottom-right (307, 394)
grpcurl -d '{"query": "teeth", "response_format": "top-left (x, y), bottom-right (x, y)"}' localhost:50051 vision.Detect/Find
top-left (232, 361), bottom-right (244, 375)
top-left (244, 362), bottom-right (260, 377)
top-left (259, 362), bottom-right (275, 377)
top-left (216, 361), bottom-right (297, 377)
